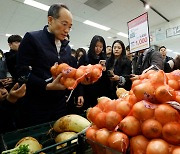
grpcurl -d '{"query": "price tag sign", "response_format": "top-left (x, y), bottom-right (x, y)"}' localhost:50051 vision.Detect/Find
top-left (128, 12), bottom-right (150, 53)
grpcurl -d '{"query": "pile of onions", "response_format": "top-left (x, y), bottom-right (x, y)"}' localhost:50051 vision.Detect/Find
top-left (86, 70), bottom-right (180, 153)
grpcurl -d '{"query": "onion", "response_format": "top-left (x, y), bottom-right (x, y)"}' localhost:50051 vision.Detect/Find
top-left (175, 91), bottom-right (180, 103)
top-left (132, 100), bottom-right (155, 121)
top-left (128, 94), bottom-right (138, 106)
top-left (146, 139), bottom-right (169, 154)
top-left (104, 100), bottom-right (117, 112)
top-left (105, 111), bottom-right (122, 131)
top-left (168, 79), bottom-right (179, 90)
top-left (154, 104), bottom-right (180, 125)
top-left (130, 135), bottom-right (149, 154)
top-left (133, 82), bottom-right (155, 102)
top-left (141, 119), bottom-right (162, 139)
top-left (170, 70), bottom-right (180, 81)
top-left (87, 106), bottom-right (102, 123)
top-left (172, 147), bottom-right (180, 154)
top-left (150, 70), bottom-right (168, 88)
top-left (162, 122), bottom-right (180, 145)
top-left (15, 137), bottom-right (42, 153)
top-left (108, 132), bottom-right (129, 153)
top-left (116, 88), bottom-right (129, 98)
top-left (155, 85), bottom-right (175, 103)
top-left (75, 68), bottom-right (85, 82)
top-left (86, 127), bottom-right (97, 141)
top-left (139, 70), bottom-right (156, 80)
top-left (118, 116), bottom-right (140, 137)
top-left (116, 100), bottom-right (132, 117)
top-left (55, 132), bottom-right (77, 148)
top-left (132, 80), bottom-right (142, 89)
top-left (62, 67), bottom-right (76, 78)
top-left (94, 112), bottom-right (106, 128)
top-left (97, 96), bottom-right (111, 111)
top-left (95, 128), bottom-right (110, 146)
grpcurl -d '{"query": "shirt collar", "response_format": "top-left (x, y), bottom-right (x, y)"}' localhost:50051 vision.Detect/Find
top-left (143, 48), bottom-right (149, 56)
top-left (43, 25), bottom-right (69, 47)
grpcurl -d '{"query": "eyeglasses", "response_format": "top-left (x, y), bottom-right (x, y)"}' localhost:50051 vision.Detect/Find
top-left (55, 19), bottom-right (72, 31)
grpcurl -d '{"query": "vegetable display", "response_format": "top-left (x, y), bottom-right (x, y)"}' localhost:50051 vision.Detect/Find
top-left (53, 114), bottom-right (91, 133)
top-left (2, 137), bottom-right (42, 154)
top-left (1, 114), bottom-right (90, 154)
top-left (86, 69), bottom-right (180, 154)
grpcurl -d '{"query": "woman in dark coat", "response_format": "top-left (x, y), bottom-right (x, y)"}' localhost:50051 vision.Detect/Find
top-left (106, 40), bottom-right (132, 99)
top-left (78, 35), bottom-right (111, 109)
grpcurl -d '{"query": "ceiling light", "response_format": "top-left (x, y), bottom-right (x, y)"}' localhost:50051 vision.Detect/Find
top-left (117, 32), bottom-right (128, 38)
top-left (83, 20), bottom-right (110, 31)
top-left (107, 37), bottom-right (112, 39)
top-left (24, 0), bottom-right (50, 11)
top-left (5, 34), bottom-right (12, 37)
top-left (167, 49), bottom-right (173, 52)
top-left (145, 4), bottom-right (150, 10)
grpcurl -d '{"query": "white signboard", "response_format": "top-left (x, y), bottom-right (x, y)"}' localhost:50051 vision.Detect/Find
top-left (128, 13), bottom-right (150, 53)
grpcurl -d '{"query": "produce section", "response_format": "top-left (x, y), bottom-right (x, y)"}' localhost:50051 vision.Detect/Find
top-left (86, 69), bottom-right (180, 154)
top-left (0, 69), bottom-right (180, 154)
top-left (0, 115), bottom-right (91, 154)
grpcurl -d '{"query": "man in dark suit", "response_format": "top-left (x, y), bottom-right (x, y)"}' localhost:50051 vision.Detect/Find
top-left (16, 4), bottom-right (74, 128)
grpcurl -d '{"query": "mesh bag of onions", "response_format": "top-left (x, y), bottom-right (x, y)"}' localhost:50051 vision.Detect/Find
top-left (86, 69), bottom-right (180, 154)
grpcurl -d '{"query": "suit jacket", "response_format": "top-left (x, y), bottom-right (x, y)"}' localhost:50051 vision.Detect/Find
top-left (16, 25), bottom-right (72, 117)
top-left (134, 48), bottom-right (164, 75)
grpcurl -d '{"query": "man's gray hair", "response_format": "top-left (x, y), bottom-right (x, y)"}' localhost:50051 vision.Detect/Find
top-left (48, 4), bottom-right (69, 19)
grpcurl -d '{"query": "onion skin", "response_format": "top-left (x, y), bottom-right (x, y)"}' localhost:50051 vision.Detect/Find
top-left (15, 137), bottom-right (42, 153)
top-left (141, 119), bottom-right (162, 139)
top-left (55, 132), bottom-right (77, 148)
top-left (105, 111), bottom-right (122, 131)
top-left (172, 147), bottom-right (180, 154)
top-left (87, 107), bottom-right (102, 123)
top-left (154, 104), bottom-right (180, 125)
top-left (119, 116), bottom-right (141, 137)
top-left (155, 85), bottom-right (175, 103)
top-left (94, 112), bottom-right (106, 128)
top-left (132, 100), bottom-right (155, 121)
top-left (116, 100), bottom-right (132, 118)
top-left (146, 139), bottom-right (169, 154)
top-left (133, 82), bottom-right (155, 102)
top-left (130, 135), bottom-right (149, 154)
top-left (108, 132), bottom-right (129, 153)
top-left (162, 122), bottom-right (180, 145)
top-left (95, 128), bottom-right (110, 146)
top-left (86, 127), bottom-right (97, 141)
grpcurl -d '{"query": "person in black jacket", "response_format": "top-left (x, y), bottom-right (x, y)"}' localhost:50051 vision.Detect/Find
top-left (78, 35), bottom-right (111, 109)
top-left (16, 4), bottom-right (76, 128)
top-left (164, 55), bottom-right (180, 71)
top-left (131, 48), bottom-right (164, 81)
top-left (159, 46), bottom-right (173, 72)
top-left (5, 35), bottom-right (22, 80)
top-left (106, 40), bottom-right (132, 99)
top-left (0, 49), bottom-right (8, 79)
